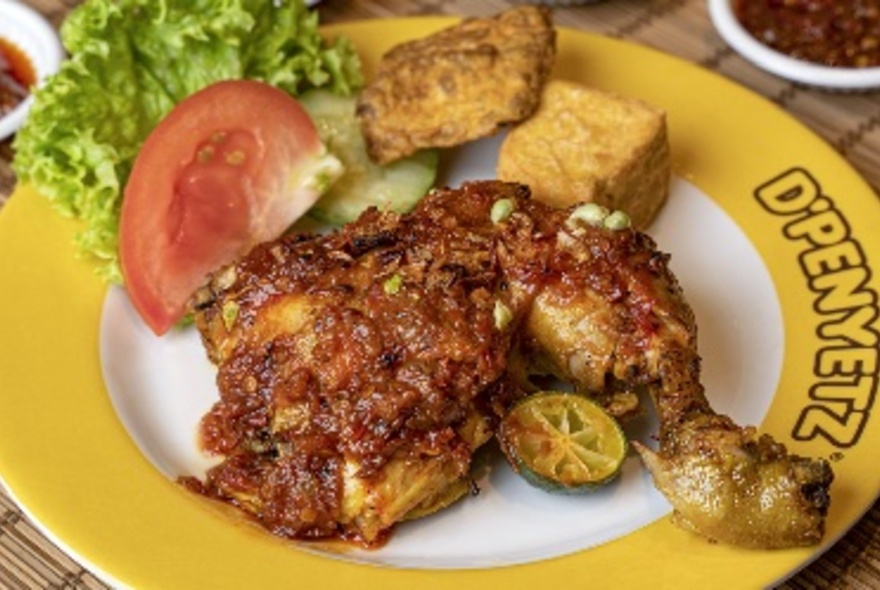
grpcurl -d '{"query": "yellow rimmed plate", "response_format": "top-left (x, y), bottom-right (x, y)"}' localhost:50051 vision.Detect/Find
top-left (1, 18), bottom-right (879, 589)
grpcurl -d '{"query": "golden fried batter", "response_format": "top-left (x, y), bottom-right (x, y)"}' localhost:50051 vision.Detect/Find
top-left (356, 6), bottom-right (556, 165)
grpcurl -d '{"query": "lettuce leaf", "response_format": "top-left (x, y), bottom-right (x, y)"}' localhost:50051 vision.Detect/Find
top-left (13, 0), bottom-right (362, 282)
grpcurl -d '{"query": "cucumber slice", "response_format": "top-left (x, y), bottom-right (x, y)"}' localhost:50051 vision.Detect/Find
top-left (498, 392), bottom-right (628, 494)
top-left (299, 90), bottom-right (438, 224)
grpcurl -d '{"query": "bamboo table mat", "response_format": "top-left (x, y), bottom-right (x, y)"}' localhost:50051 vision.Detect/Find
top-left (1, 0), bottom-right (879, 588)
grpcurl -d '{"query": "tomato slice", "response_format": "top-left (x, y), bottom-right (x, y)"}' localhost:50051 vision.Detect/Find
top-left (120, 80), bottom-right (341, 335)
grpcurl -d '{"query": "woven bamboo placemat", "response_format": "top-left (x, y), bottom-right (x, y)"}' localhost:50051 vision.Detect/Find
top-left (1, 0), bottom-right (878, 588)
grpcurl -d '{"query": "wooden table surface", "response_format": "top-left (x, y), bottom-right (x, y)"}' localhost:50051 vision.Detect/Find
top-left (1, 1), bottom-right (879, 588)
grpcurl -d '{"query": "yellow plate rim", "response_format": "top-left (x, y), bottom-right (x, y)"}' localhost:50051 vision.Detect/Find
top-left (1, 17), bottom-right (879, 589)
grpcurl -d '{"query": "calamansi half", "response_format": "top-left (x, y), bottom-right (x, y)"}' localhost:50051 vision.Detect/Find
top-left (499, 392), bottom-right (628, 494)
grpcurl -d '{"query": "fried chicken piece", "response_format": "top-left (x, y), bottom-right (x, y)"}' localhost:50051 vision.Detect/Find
top-left (189, 190), bottom-right (519, 544)
top-left (188, 181), bottom-right (831, 549)
top-left (521, 247), bottom-right (833, 547)
top-left (491, 183), bottom-right (833, 548)
top-left (356, 6), bottom-right (556, 165)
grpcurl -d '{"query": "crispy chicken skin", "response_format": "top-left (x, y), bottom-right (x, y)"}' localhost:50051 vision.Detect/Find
top-left (355, 6), bottom-right (556, 165)
top-left (188, 181), bottom-right (831, 548)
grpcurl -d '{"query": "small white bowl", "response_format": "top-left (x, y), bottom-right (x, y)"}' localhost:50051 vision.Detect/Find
top-left (707, 0), bottom-right (880, 90)
top-left (0, 1), bottom-right (64, 140)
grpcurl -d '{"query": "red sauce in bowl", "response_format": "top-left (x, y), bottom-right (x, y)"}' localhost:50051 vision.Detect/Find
top-left (0, 37), bottom-right (36, 117)
top-left (734, 0), bottom-right (880, 68)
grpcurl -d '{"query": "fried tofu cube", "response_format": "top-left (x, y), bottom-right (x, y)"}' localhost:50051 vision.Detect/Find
top-left (497, 80), bottom-right (670, 230)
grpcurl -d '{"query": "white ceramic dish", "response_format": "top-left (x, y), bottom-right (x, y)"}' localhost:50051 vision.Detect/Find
top-left (707, 0), bottom-right (880, 89)
top-left (0, 0), bottom-right (64, 140)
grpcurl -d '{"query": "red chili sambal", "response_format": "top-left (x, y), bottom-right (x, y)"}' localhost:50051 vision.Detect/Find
top-left (0, 37), bottom-right (36, 117)
top-left (734, 0), bottom-right (880, 68)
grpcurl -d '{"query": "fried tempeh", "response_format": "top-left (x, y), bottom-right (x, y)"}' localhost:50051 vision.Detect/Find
top-left (356, 6), bottom-right (556, 164)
